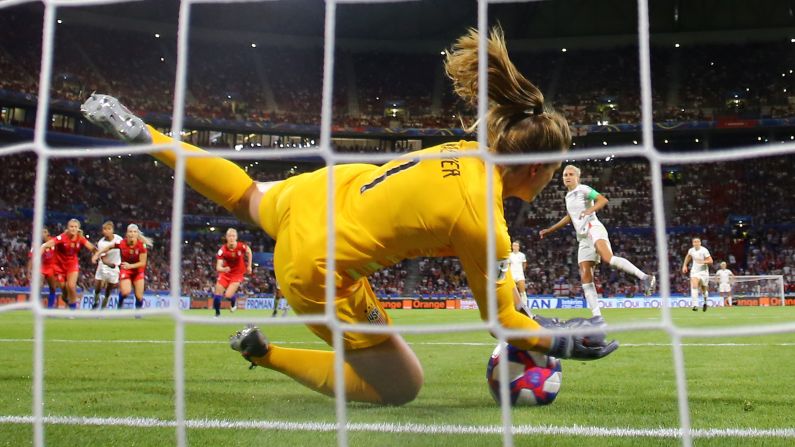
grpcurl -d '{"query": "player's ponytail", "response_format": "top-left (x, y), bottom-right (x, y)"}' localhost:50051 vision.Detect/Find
top-left (444, 26), bottom-right (571, 157)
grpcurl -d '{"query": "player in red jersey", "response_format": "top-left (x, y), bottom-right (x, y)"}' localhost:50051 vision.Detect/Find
top-left (93, 224), bottom-right (152, 310)
top-left (212, 228), bottom-right (252, 318)
top-left (27, 227), bottom-right (61, 308)
top-left (41, 219), bottom-right (97, 310)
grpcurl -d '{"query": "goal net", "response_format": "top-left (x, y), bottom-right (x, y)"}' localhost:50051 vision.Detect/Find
top-left (2, 0), bottom-right (795, 447)
top-left (711, 275), bottom-right (786, 307)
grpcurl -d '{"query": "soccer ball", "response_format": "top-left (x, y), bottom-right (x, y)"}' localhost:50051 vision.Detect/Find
top-left (486, 342), bottom-right (562, 406)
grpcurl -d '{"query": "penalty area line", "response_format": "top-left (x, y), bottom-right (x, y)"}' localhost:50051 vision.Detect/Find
top-left (0, 415), bottom-right (794, 438)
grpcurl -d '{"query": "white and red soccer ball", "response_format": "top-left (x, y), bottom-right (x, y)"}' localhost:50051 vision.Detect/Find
top-left (486, 342), bottom-right (562, 406)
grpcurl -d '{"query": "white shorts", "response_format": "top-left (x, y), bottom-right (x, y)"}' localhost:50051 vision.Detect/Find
top-left (719, 283), bottom-right (731, 293)
top-left (577, 224), bottom-right (611, 264)
top-left (690, 272), bottom-right (709, 288)
top-left (511, 269), bottom-right (526, 282)
top-left (95, 263), bottom-right (120, 284)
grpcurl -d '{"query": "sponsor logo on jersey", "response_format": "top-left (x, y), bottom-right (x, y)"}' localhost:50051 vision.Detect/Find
top-left (366, 305), bottom-right (386, 325)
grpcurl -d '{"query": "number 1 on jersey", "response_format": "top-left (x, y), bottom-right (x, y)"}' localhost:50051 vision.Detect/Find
top-left (360, 158), bottom-right (419, 194)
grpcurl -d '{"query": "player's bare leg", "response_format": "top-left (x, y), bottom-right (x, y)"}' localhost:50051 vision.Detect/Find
top-left (133, 279), bottom-right (145, 316)
top-left (118, 279), bottom-right (132, 310)
top-left (104, 282), bottom-right (116, 309)
top-left (594, 239), bottom-right (655, 296)
top-left (93, 279), bottom-right (107, 310)
top-left (64, 271), bottom-right (79, 311)
top-left (225, 282), bottom-right (241, 313)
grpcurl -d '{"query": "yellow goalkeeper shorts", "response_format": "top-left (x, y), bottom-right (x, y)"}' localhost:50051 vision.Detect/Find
top-left (266, 185), bottom-right (392, 351)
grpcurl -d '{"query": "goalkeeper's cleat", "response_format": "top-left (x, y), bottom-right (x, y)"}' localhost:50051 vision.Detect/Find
top-left (230, 325), bottom-right (269, 369)
top-left (81, 94), bottom-right (152, 144)
top-left (703, 303), bottom-right (708, 312)
top-left (643, 274), bottom-right (656, 296)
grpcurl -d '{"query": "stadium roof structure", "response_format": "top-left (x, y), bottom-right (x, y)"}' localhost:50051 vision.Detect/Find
top-left (40, 0), bottom-right (795, 50)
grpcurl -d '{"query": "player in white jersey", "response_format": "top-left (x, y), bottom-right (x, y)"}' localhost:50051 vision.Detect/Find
top-left (540, 165), bottom-right (655, 318)
top-left (508, 241), bottom-right (528, 306)
top-left (271, 276), bottom-right (289, 317)
top-left (681, 237), bottom-right (713, 312)
top-left (93, 221), bottom-right (123, 309)
top-left (715, 261), bottom-right (734, 307)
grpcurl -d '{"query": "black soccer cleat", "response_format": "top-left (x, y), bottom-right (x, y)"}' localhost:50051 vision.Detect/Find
top-left (703, 303), bottom-right (708, 312)
top-left (229, 326), bottom-right (269, 369)
top-left (692, 306), bottom-right (698, 312)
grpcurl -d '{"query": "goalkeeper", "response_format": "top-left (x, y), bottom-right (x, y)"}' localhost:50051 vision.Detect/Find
top-left (82, 26), bottom-right (617, 406)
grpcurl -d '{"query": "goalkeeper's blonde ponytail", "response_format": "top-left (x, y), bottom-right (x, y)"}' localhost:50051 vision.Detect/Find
top-left (444, 26), bottom-right (571, 157)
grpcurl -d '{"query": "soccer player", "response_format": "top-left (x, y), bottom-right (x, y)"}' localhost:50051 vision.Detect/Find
top-left (508, 241), bottom-right (528, 306)
top-left (82, 26), bottom-right (617, 406)
top-left (213, 228), bottom-right (253, 318)
top-left (93, 224), bottom-right (152, 311)
top-left (27, 227), bottom-right (61, 308)
top-left (41, 219), bottom-right (97, 310)
top-left (716, 261), bottom-right (735, 307)
top-left (682, 237), bottom-right (713, 311)
top-left (93, 221), bottom-right (122, 310)
top-left (539, 165), bottom-right (655, 318)
top-left (272, 279), bottom-right (289, 317)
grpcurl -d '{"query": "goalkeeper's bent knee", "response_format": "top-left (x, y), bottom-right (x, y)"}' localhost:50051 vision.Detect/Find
top-left (147, 125), bottom-right (254, 212)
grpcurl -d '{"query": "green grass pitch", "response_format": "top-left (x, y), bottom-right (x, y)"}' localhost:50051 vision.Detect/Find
top-left (1, 306), bottom-right (794, 446)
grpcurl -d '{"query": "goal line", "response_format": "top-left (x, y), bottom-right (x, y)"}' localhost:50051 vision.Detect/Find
top-left (1, 415), bottom-right (794, 439)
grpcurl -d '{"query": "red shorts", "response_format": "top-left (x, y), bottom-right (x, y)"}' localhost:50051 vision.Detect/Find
top-left (53, 262), bottom-right (78, 283)
top-left (217, 273), bottom-right (244, 289)
top-left (41, 265), bottom-right (55, 278)
top-left (120, 268), bottom-right (145, 282)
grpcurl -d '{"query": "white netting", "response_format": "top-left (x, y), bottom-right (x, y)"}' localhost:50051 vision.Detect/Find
top-left (2, 1), bottom-right (794, 447)
top-left (710, 275), bottom-right (786, 305)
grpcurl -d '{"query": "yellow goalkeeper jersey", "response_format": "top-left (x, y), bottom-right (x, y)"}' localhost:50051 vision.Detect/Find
top-left (259, 140), bottom-right (540, 345)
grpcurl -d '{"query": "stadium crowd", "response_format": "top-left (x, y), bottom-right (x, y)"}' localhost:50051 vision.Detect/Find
top-left (2, 151), bottom-right (793, 299)
top-left (2, 9), bottom-right (795, 132)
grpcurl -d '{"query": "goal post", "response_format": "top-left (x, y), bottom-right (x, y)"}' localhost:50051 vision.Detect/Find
top-left (710, 274), bottom-right (786, 307)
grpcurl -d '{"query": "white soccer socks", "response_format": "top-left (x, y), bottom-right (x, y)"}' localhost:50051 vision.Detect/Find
top-left (582, 282), bottom-right (601, 317)
top-left (608, 256), bottom-right (646, 280)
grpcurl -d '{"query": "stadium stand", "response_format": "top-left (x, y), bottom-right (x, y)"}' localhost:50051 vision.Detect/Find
top-left (2, 4), bottom-right (794, 299)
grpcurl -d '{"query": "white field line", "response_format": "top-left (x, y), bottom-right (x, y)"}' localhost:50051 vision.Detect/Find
top-left (1, 339), bottom-right (795, 347)
top-left (0, 415), bottom-right (793, 439)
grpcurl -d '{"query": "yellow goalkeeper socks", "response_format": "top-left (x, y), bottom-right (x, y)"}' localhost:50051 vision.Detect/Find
top-left (252, 345), bottom-right (383, 403)
top-left (147, 125), bottom-right (254, 212)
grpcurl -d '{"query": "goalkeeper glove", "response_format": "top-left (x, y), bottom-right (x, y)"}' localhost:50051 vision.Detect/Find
top-left (545, 316), bottom-right (618, 360)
